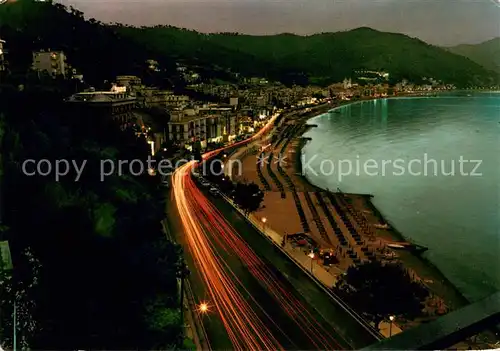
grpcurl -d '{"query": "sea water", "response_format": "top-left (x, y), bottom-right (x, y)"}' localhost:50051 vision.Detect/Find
top-left (302, 92), bottom-right (500, 301)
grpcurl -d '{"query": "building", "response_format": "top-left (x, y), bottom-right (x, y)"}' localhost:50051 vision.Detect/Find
top-left (65, 91), bottom-right (137, 123)
top-left (168, 112), bottom-right (206, 149)
top-left (146, 59), bottom-right (159, 71)
top-left (111, 83), bottom-right (127, 93)
top-left (167, 106), bottom-right (238, 148)
top-left (343, 78), bottom-right (352, 90)
top-left (229, 96), bottom-right (239, 107)
top-left (198, 107), bottom-right (237, 143)
top-left (165, 94), bottom-right (190, 107)
top-left (135, 88), bottom-right (179, 108)
top-left (116, 75), bottom-right (142, 88)
top-left (32, 50), bottom-right (68, 78)
top-left (0, 39), bottom-right (5, 72)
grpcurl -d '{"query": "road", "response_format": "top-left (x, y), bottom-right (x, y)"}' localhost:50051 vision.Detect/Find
top-left (171, 163), bottom-right (352, 350)
top-left (170, 111), bottom-right (377, 350)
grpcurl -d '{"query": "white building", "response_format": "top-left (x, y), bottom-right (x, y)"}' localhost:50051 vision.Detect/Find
top-left (32, 50), bottom-right (68, 78)
top-left (343, 78), bottom-right (352, 90)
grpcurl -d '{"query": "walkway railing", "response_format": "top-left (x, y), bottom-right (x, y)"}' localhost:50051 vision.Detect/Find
top-left (216, 191), bottom-right (383, 342)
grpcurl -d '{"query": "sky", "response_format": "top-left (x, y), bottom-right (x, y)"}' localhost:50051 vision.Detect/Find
top-left (59, 0), bottom-right (500, 46)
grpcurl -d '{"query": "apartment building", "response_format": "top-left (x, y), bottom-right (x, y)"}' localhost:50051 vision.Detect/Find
top-left (116, 75), bottom-right (142, 88)
top-left (135, 87), bottom-right (176, 108)
top-left (168, 106), bottom-right (238, 148)
top-left (32, 50), bottom-right (68, 78)
top-left (165, 94), bottom-right (190, 107)
top-left (168, 109), bottom-right (207, 148)
top-left (198, 107), bottom-right (237, 142)
top-left (65, 91), bottom-right (137, 123)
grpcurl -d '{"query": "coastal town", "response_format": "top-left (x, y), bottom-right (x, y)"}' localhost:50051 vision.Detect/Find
top-left (0, 2), bottom-right (499, 349)
top-left (14, 45), bottom-right (467, 154)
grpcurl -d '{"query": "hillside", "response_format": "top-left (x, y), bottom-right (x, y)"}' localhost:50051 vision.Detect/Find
top-left (0, 0), bottom-right (181, 86)
top-left (0, 0), bottom-right (497, 87)
top-left (446, 38), bottom-right (500, 73)
top-left (118, 26), bottom-right (499, 87)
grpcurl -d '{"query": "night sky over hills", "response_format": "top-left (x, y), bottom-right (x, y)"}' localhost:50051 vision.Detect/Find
top-left (58, 0), bottom-right (499, 46)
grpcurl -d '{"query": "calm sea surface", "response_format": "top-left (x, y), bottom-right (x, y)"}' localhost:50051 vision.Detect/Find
top-left (302, 92), bottom-right (500, 301)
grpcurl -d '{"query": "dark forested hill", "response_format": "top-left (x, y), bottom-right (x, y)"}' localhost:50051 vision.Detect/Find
top-left (446, 38), bottom-right (500, 73)
top-left (0, 0), bottom-right (178, 86)
top-left (0, 0), bottom-right (497, 87)
top-left (117, 26), bottom-right (498, 87)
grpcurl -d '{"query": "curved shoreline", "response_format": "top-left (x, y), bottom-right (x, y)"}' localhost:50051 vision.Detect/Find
top-left (295, 97), bottom-right (471, 310)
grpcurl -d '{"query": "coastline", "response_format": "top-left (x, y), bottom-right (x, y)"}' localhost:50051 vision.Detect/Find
top-left (293, 97), bottom-right (471, 313)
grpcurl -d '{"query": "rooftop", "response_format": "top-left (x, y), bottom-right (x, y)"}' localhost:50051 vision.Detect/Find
top-left (66, 91), bottom-right (136, 103)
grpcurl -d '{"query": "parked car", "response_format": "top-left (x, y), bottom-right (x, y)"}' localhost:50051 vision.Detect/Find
top-left (209, 188), bottom-right (220, 197)
top-left (200, 180), bottom-right (211, 188)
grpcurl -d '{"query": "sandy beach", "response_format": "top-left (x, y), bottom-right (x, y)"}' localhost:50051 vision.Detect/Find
top-left (229, 101), bottom-right (477, 336)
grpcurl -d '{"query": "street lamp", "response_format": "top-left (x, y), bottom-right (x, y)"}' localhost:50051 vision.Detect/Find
top-left (261, 217), bottom-right (267, 231)
top-left (389, 315), bottom-right (395, 337)
top-left (308, 251), bottom-right (315, 273)
top-left (198, 302), bottom-right (209, 314)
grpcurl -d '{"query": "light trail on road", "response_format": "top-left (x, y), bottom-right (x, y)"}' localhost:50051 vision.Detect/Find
top-left (172, 112), bottom-right (348, 350)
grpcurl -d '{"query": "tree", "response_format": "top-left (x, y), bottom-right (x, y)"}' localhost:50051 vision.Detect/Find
top-left (233, 182), bottom-right (264, 215)
top-left (0, 86), bottom-right (183, 349)
top-left (333, 260), bottom-right (429, 328)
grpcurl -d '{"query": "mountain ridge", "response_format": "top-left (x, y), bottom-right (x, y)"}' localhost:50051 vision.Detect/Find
top-left (0, 0), bottom-right (497, 87)
top-left (118, 24), bottom-right (497, 86)
top-left (445, 38), bottom-right (500, 73)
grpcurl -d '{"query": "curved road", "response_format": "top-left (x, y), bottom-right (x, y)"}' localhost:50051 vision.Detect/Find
top-left (171, 112), bottom-right (375, 350)
top-left (172, 167), bottom-right (351, 349)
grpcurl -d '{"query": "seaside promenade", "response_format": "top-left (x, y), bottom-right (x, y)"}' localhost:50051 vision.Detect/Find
top-left (221, 103), bottom-right (482, 338)
top-left (224, 123), bottom-right (405, 338)
top-left (214, 99), bottom-right (497, 348)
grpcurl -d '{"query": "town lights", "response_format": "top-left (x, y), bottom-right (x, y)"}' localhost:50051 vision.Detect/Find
top-left (147, 140), bottom-right (155, 156)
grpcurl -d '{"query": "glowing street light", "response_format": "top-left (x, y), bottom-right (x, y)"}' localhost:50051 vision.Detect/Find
top-left (308, 251), bottom-right (315, 273)
top-left (198, 302), bottom-right (209, 314)
top-left (389, 315), bottom-right (395, 337)
top-left (261, 217), bottom-right (267, 231)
